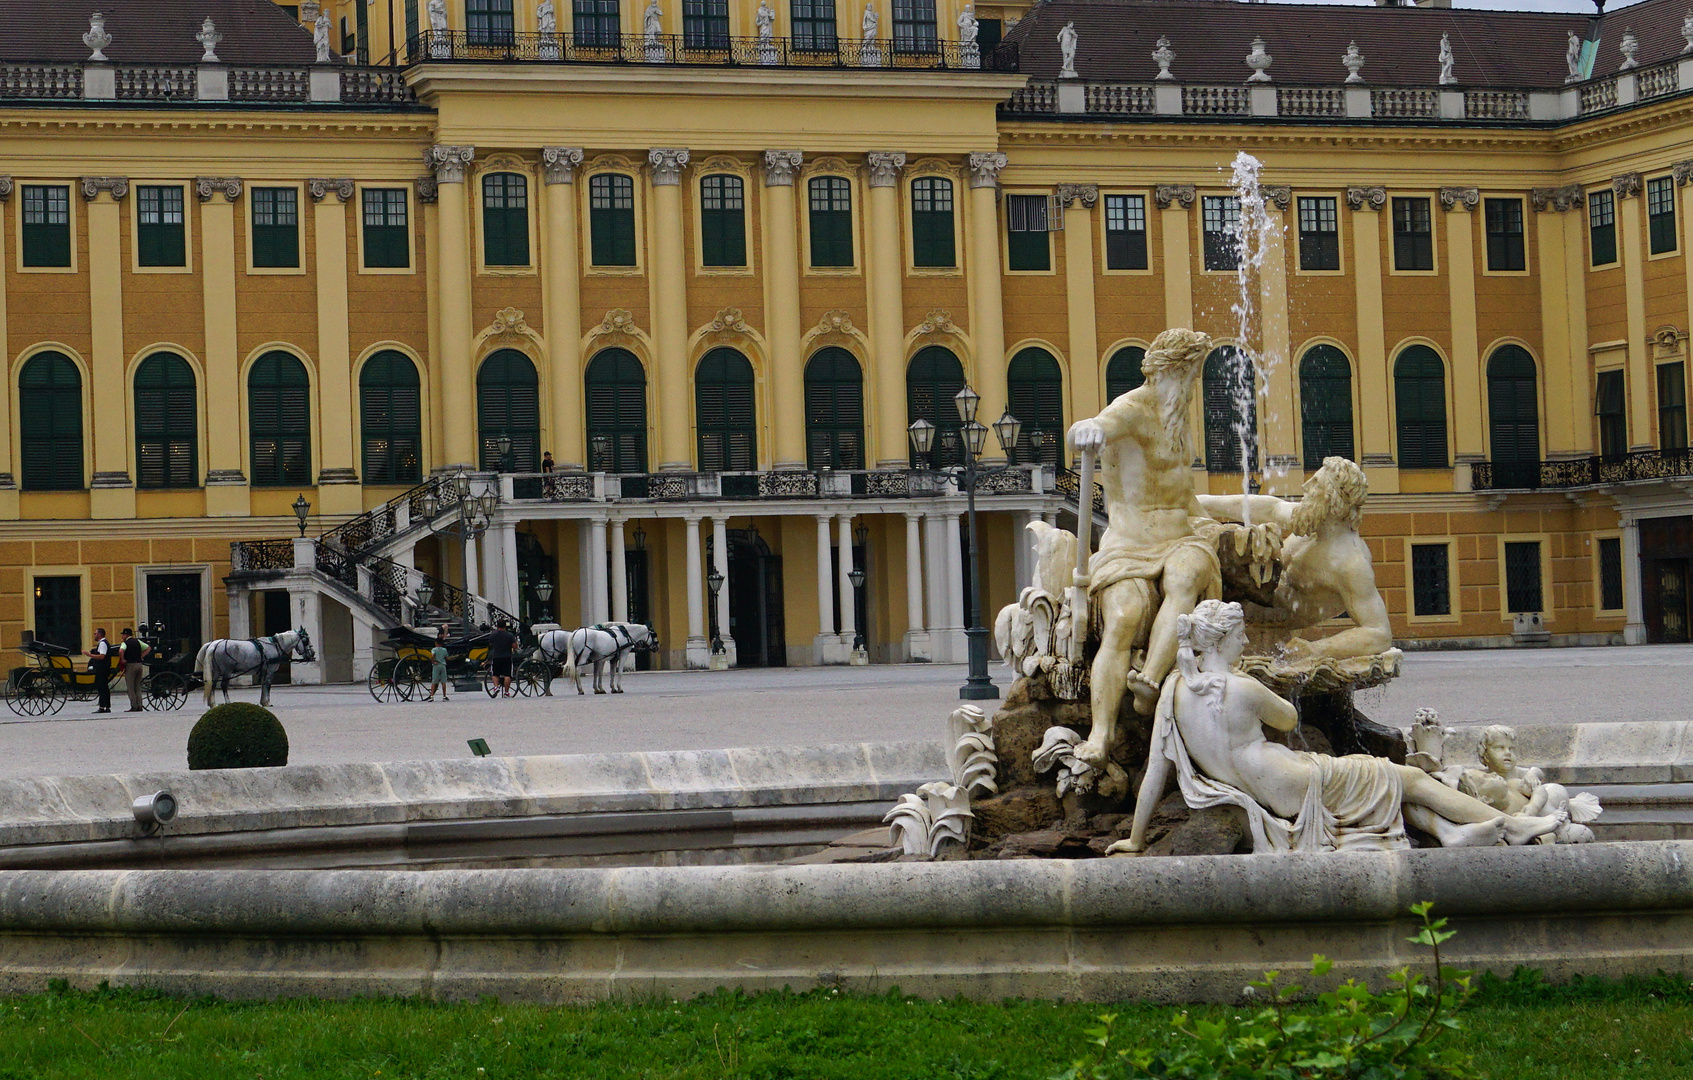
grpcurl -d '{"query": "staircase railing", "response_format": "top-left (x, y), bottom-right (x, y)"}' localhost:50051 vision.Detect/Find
top-left (320, 472), bottom-right (463, 554)
top-left (360, 551), bottom-right (522, 637)
top-left (1054, 466), bottom-right (1107, 522)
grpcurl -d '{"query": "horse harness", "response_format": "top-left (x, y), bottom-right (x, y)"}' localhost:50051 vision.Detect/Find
top-left (212, 635), bottom-right (287, 681)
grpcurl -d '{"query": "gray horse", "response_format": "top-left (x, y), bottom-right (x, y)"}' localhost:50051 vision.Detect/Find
top-left (535, 622), bottom-right (657, 695)
top-left (195, 629), bottom-right (316, 707)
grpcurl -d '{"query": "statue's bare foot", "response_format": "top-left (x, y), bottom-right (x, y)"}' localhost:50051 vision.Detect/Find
top-left (1502, 809), bottom-right (1566, 846)
top-left (1442, 818), bottom-right (1507, 847)
top-left (1072, 737), bottom-right (1108, 771)
top-left (1105, 838), bottom-right (1144, 856)
top-left (1126, 672), bottom-right (1159, 716)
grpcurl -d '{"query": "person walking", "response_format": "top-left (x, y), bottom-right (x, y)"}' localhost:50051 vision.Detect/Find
top-left (119, 627), bottom-right (152, 712)
top-left (426, 628), bottom-right (450, 702)
top-left (86, 628), bottom-right (112, 714)
top-left (488, 620), bottom-right (518, 697)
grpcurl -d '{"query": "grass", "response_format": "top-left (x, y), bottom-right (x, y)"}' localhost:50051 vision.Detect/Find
top-left (0, 971), bottom-right (1689, 1079)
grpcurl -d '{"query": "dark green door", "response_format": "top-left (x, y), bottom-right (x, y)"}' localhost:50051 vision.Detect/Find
top-left (32, 576), bottom-right (81, 653)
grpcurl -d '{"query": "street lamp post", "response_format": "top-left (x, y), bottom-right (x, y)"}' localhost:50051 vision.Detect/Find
top-left (292, 494), bottom-right (311, 537)
top-left (589, 433), bottom-right (611, 472)
top-left (908, 386), bottom-right (1023, 701)
top-left (418, 473), bottom-right (496, 636)
top-left (706, 566), bottom-right (725, 655)
top-left (534, 576), bottom-right (554, 623)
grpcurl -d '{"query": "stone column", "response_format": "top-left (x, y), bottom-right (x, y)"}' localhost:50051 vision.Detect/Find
top-left (684, 515), bottom-right (708, 666)
top-left (197, 176), bottom-right (249, 516)
top-left (0, 180), bottom-right (10, 515)
top-left (309, 177), bottom-right (361, 514)
top-left (837, 513), bottom-right (857, 649)
top-left (1615, 173), bottom-right (1652, 450)
top-left (649, 149), bottom-right (692, 470)
top-left (814, 513), bottom-right (838, 663)
top-left (1057, 183), bottom-right (1099, 425)
top-left (1440, 187), bottom-right (1483, 464)
top-left (429, 146), bottom-right (477, 467)
top-left (1531, 184), bottom-right (1582, 458)
top-left (588, 515), bottom-right (610, 623)
top-left (542, 148), bottom-right (586, 469)
top-left (866, 151), bottom-right (909, 465)
top-left (923, 512), bottom-right (947, 642)
top-left (1347, 187), bottom-right (1393, 480)
top-left (283, 584), bottom-right (325, 685)
top-left (610, 517), bottom-right (629, 621)
top-left (83, 177), bottom-right (132, 518)
top-left (225, 583), bottom-right (250, 641)
top-left (1621, 513), bottom-right (1647, 645)
top-left (943, 509), bottom-right (966, 662)
top-left (462, 532), bottom-right (481, 598)
top-left (966, 152), bottom-right (1009, 457)
top-left (1155, 184), bottom-right (1195, 332)
top-left (903, 511), bottom-right (929, 660)
top-left (712, 515), bottom-right (735, 661)
top-left (763, 150), bottom-right (806, 468)
top-left (1014, 509), bottom-right (1034, 590)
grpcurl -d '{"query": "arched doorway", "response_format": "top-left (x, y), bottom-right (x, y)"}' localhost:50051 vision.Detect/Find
top-left (804, 347), bottom-right (865, 469)
top-left (906, 345), bottom-right (966, 466)
top-left (477, 348), bottom-right (541, 471)
top-left (1487, 345), bottom-right (1540, 488)
top-left (710, 527), bottom-right (786, 668)
top-left (1006, 346), bottom-right (1063, 464)
top-left (695, 347), bottom-right (757, 471)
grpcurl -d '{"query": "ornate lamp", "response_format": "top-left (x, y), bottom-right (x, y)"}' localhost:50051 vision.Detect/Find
top-left (706, 566), bottom-right (724, 597)
top-left (906, 417), bottom-right (936, 458)
top-left (962, 420), bottom-right (989, 458)
top-left (953, 384), bottom-right (981, 423)
top-left (478, 490), bottom-right (499, 519)
top-left (534, 576), bottom-right (553, 620)
top-left (454, 472), bottom-right (473, 500)
top-left (590, 433), bottom-right (611, 471)
top-left (632, 523), bottom-right (647, 551)
top-left (419, 489), bottom-right (439, 518)
top-left (992, 411), bottom-right (1022, 456)
top-left (292, 494), bottom-right (310, 537)
top-left (848, 565), bottom-right (866, 590)
top-left (495, 434), bottom-right (513, 469)
top-left (415, 581), bottom-right (434, 609)
top-left (855, 524), bottom-right (868, 547)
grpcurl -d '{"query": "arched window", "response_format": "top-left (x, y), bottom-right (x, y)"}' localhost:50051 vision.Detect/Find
top-left (476, 349), bottom-right (540, 472)
top-left (248, 351), bottom-right (311, 486)
top-left (134, 352), bottom-right (197, 489)
top-left (695, 347), bottom-right (757, 472)
top-left (18, 352), bottom-right (82, 491)
top-left (1298, 344), bottom-right (1355, 469)
top-left (1488, 345), bottom-right (1540, 487)
top-left (805, 348), bottom-right (864, 470)
top-left (585, 349), bottom-right (647, 473)
top-left (1105, 345), bottom-right (1145, 403)
top-left (360, 351), bottom-right (422, 485)
top-left (1006, 347), bottom-right (1063, 465)
top-left (1394, 346), bottom-right (1449, 469)
top-left (906, 345), bottom-right (966, 466)
top-left (481, 172), bottom-right (529, 267)
top-left (1203, 346), bottom-right (1258, 473)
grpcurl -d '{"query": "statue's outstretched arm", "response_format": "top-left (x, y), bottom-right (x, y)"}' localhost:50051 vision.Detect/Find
top-left (1196, 493), bottom-right (1292, 527)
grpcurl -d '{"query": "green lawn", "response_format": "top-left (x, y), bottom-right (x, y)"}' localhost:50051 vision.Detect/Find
top-left (0, 972), bottom-right (1688, 1079)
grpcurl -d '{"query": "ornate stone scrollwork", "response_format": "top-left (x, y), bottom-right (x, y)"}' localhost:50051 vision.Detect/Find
top-left (1153, 183), bottom-right (1195, 210)
top-left (707, 307), bottom-right (751, 334)
top-left (866, 151), bottom-right (906, 188)
top-left (1345, 186), bottom-right (1386, 211)
top-left (813, 309), bottom-right (857, 337)
top-left (541, 146), bottom-right (584, 185)
top-left (194, 176), bottom-right (243, 202)
top-left (307, 178), bottom-right (355, 203)
top-left (967, 151), bottom-right (1007, 189)
top-left (486, 307), bottom-right (529, 338)
top-left (415, 175), bottom-right (439, 203)
top-left (0, 177), bottom-right (13, 201)
top-left (427, 144), bottom-right (476, 184)
top-left (1259, 184), bottom-right (1291, 211)
top-left (1054, 183), bottom-right (1098, 209)
top-left (1673, 159), bottom-right (1693, 187)
top-left (916, 310), bottom-right (959, 335)
top-left (762, 150), bottom-right (803, 187)
top-left (648, 148), bottom-right (690, 186)
top-left (80, 176), bottom-right (129, 200)
top-left (1613, 171), bottom-right (1643, 200)
top-left (1530, 184), bottom-right (1584, 212)
top-left (589, 309), bottom-right (644, 350)
top-left (1438, 186), bottom-right (1479, 211)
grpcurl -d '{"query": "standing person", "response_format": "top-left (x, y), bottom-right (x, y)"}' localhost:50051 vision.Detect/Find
top-left (426, 628), bottom-right (450, 702)
top-left (541, 451), bottom-right (555, 473)
top-left (488, 620), bottom-right (518, 697)
top-left (86, 628), bottom-right (112, 714)
top-left (119, 627), bottom-right (152, 713)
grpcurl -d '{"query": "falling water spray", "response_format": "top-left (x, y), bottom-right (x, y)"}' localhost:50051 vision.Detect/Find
top-left (1226, 151), bottom-right (1277, 525)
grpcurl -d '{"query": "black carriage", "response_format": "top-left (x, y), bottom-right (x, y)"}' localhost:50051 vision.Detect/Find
top-left (3, 626), bottom-right (202, 716)
top-left (366, 626), bottom-right (546, 702)
top-left (132, 623), bottom-right (205, 711)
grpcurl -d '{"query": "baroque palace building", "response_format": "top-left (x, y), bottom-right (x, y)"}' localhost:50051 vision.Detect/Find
top-left (6, 0), bottom-right (1693, 681)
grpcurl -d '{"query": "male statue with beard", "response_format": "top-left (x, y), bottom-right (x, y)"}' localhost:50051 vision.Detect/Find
top-left (1196, 455), bottom-right (1392, 661)
top-left (1066, 328), bottom-right (1222, 773)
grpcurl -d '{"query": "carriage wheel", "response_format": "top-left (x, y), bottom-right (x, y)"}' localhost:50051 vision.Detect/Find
top-left (517, 658), bottom-right (551, 697)
top-left (367, 658), bottom-right (406, 703)
top-left (15, 670), bottom-right (61, 716)
top-left (482, 667), bottom-right (501, 698)
top-left (143, 671), bottom-right (188, 711)
top-left (393, 656), bottom-right (431, 701)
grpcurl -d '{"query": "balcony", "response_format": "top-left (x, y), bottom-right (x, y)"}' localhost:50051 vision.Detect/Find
top-left (506, 466), bottom-right (1047, 504)
top-left (406, 31), bottom-right (1017, 72)
top-left (1472, 448), bottom-right (1693, 491)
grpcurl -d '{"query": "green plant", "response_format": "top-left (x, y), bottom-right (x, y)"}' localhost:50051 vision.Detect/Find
top-left (1051, 901), bottom-right (1475, 1079)
top-left (185, 702), bottom-right (289, 770)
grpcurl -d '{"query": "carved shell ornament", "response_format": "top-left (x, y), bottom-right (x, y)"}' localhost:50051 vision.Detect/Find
top-left (917, 310), bottom-right (958, 335)
top-left (487, 307), bottom-right (529, 338)
top-left (814, 310), bottom-right (856, 336)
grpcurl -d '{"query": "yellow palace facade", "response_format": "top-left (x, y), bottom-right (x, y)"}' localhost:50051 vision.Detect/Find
top-left (6, 0), bottom-right (1693, 679)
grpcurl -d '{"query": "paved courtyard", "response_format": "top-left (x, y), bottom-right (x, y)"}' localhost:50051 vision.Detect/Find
top-left (2, 644), bottom-right (1688, 780)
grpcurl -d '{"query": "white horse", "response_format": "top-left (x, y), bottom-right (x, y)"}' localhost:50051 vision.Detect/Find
top-left (534, 622), bottom-right (657, 695)
top-left (195, 629), bottom-right (316, 707)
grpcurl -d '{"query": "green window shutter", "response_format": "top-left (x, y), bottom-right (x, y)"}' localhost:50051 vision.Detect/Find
top-left (1484, 198), bottom-right (1525, 272)
top-left (1006, 194), bottom-right (1050, 271)
top-left (700, 174), bottom-right (746, 268)
top-left (1203, 347), bottom-right (1257, 473)
top-left (1596, 369), bottom-right (1628, 458)
top-left (482, 173), bottom-right (530, 266)
top-left (585, 348), bottom-right (648, 473)
top-left (362, 189), bottom-right (410, 269)
top-left (1298, 345), bottom-right (1355, 469)
top-left (1006, 347), bottom-right (1063, 464)
top-left (248, 352), bottom-right (312, 486)
top-left (134, 353), bottom-right (198, 488)
top-left (590, 174), bottom-right (637, 267)
top-left (360, 351), bottom-right (423, 484)
top-left (476, 349), bottom-right (541, 471)
top-left (1658, 362), bottom-right (1688, 451)
top-left (137, 186), bottom-right (186, 267)
top-left (1648, 176), bottom-right (1678, 255)
top-left (1106, 346), bottom-right (1145, 402)
top-left (1486, 345), bottom-right (1539, 484)
top-left (695, 348), bottom-right (757, 472)
top-left (1589, 190), bottom-right (1617, 266)
top-left (804, 348), bottom-right (864, 469)
top-left (1104, 194), bottom-right (1147, 271)
top-left (1394, 346), bottom-right (1449, 469)
top-left (905, 346), bottom-right (966, 467)
top-left (21, 185), bottom-right (71, 268)
top-left (808, 177), bottom-right (853, 268)
top-left (251, 187), bottom-right (300, 268)
top-left (18, 352), bottom-right (83, 491)
top-left (911, 178), bottom-right (955, 268)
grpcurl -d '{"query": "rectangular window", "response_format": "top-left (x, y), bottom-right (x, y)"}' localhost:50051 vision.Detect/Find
top-left (1484, 197), bottom-right (1525, 272)
top-left (911, 177), bottom-right (955, 268)
top-left (361, 188), bottom-right (409, 268)
top-left (136, 185), bottom-right (186, 267)
top-left (791, 0), bottom-right (836, 51)
top-left (1201, 195), bottom-right (1240, 272)
top-left (32, 576), bottom-right (82, 654)
top-left (573, 0), bottom-right (621, 46)
top-left (1504, 541), bottom-right (1544, 614)
top-left (1598, 536), bottom-right (1624, 612)
top-left (1006, 193), bottom-right (1050, 271)
top-left (891, 0), bottom-right (938, 53)
top-left (1597, 369), bottom-right (1628, 458)
top-left (465, 0), bottom-right (515, 45)
top-left (700, 174), bottom-right (746, 268)
top-left (808, 176), bottom-right (854, 268)
top-left (589, 173), bottom-right (637, 267)
top-left (405, 0), bottom-right (419, 42)
top-left (1296, 196), bottom-right (1339, 271)
top-left (1590, 188), bottom-right (1617, 266)
top-left (1411, 543), bottom-right (1451, 618)
top-left (250, 187), bottom-right (299, 269)
top-left (1648, 175), bottom-right (1678, 255)
top-left (481, 173), bottom-right (530, 267)
top-left (1104, 194), bottom-right (1147, 270)
top-left (21, 184), bottom-right (70, 268)
top-left (682, 0), bottom-right (729, 48)
top-left (1659, 362), bottom-right (1688, 451)
top-left (1392, 197), bottom-right (1433, 271)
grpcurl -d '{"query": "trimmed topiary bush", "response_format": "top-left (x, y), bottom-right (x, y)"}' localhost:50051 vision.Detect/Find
top-left (187, 702), bottom-right (289, 770)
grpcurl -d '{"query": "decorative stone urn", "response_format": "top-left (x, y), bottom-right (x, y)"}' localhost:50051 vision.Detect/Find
top-left (1245, 37), bottom-right (1272, 83)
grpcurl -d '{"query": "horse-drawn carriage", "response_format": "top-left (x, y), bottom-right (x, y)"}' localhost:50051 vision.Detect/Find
top-left (3, 626), bottom-right (202, 716)
top-left (366, 626), bottom-right (552, 702)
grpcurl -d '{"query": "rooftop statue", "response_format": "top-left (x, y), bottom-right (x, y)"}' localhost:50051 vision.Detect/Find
top-left (1152, 36), bottom-right (1175, 80)
top-left (314, 11), bottom-right (332, 63)
top-left (1438, 32), bottom-right (1455, 85)
top-left (1058, 21), bottom-right (1078, 79)
top-left (1567, 30), bottom-right (1582, 82)
top-left (537, 0), bottom-right (557, 36)
top-left (1342, 41), bottom-right (1364, 84)
top-left (958, 4), bottom-right (978, 48)
top-left (83, 12), bottom-right (112, 62)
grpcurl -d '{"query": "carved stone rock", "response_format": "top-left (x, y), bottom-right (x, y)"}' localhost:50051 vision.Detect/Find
top-left (427, 145), bottom-right (476, 184)
top-left (1438, 186), bottom-right (1479, 211)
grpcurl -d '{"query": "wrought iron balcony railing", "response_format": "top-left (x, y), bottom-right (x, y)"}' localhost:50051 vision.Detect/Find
top-left (508, 466), bottom-right (1044, 502)
top-left (1471, 447), bottom-right (1693, 491)
top-left (407, 30), bottom-right (1016, 72)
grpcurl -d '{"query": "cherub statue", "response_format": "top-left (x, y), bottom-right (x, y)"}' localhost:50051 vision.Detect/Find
top-left (1110, 601), bottom-right (1566, 855)
top-left (1196, 456), bottom-right (1392, 662)
top-left (1459, 726), bottom-right (1600, 843)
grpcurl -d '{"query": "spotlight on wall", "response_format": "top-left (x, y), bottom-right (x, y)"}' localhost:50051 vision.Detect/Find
top-left (132, 789), bottom-right (178, 834)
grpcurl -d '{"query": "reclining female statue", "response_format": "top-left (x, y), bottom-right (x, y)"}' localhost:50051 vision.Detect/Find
top-left (1110, 600), bottom-right (1566, 854)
